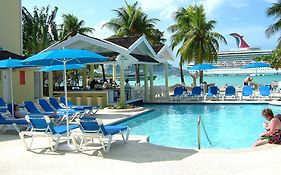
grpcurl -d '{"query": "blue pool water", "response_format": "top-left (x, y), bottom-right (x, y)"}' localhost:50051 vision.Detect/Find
top-left (117, 104), bottom-right (281, 149)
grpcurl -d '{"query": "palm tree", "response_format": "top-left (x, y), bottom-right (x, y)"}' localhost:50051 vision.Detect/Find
top-left (257, 2), bottom-right (281, 70)
top-left (103, 1), bottom-right (165, 84)
top-left (266, 1), bottom-right (281, 48)
top-left (169, 5), bottom-right (226, 84)
top-left (22, 6), bottom-right (58, 56)
top-left (59, 14), bottom-right (95, 41)
top-left (256, 48), bottom-right (281, 69)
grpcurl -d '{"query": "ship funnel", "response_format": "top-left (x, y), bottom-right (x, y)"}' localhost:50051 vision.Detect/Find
top-left (230, 33), bottom-right (250, 48)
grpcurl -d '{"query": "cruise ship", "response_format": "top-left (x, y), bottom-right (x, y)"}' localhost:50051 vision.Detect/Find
top-left (203, 33), bottom-right (281, 75)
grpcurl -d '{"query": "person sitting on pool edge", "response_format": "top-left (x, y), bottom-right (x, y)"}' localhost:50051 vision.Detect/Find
top-left (253, 108), bottom-right (281, 147)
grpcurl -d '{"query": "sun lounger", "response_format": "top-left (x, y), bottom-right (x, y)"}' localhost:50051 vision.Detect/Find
top-left (258, 85), bottom-right (272, 100)
top-left (38, 99), bottom-right (80, 123)
top-left (240, 86), bottom-right (254, 100)
top-left (0, 97), bottom-right (8, 112)
top-left (0, 113), bottom-right (29, 133)
top-left (204, 86), bottom-right (219, 100)
top-left (223, 86), bottom-right (236, 100)
top-left (170, 86), bottom-right (185, 101)
top-left (24, 101), bottom-right (57, 115)
top-left (71, 117), bottom-right (130, 153)
top-left (59, 97), bottom-right (100, 114)
top-left (188, 86), bottom-right (202, 100)
top-left (19, 115), bottom-right (79, 151)
top-left (49, 97), bottom-right (85, 112)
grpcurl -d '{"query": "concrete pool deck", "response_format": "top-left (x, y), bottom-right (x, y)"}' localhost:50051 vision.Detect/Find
top-left (1, 107), bottom-right (281, 175)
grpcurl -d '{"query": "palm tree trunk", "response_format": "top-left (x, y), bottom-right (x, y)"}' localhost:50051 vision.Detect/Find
top-left (199, 70), bottom-right (204, 83)
top-left (191, 76), bottom-right (196, 87)
top-left (179, 62), bottom-right (185, 85)
top-left (135, 65), bottom-right (140, 85)
top-left (100, 64), bottom-right (106, 81)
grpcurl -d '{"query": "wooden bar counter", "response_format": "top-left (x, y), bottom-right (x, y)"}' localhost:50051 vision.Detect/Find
top-left (53, 89), bottom-right (117, 108)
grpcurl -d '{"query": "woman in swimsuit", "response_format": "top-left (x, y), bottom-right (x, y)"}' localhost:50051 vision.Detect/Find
top-left (254, 108), bottom-right (281, 147)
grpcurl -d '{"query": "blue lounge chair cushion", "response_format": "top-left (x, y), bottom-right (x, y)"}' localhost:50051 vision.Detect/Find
top-left (242, 86), bottom-right (253, 96)
top-left (28, 115), bottom-right (79, 134)
top-left (172, 87), bottom-right (185, 96)
top-left (102, 125), bottom-right (128, 135)
top-left (259, 85), bottom-right (270, 96)
top-left (0, 97), bottom-right (6, 107)
top-left (52, 124), bottom-right (79, 134)
top-left (24, 101), bottom-right (54, 116)
top-left (207, 86), bottom-right (218, 96)
top-left (0, 113), bottom-right (28, 125)
top-left (38, 99), bottom-right (76, 118)
top-left (225, 86), bottom-right (236, 96)
top-left (49, 98), bottom-right (63, 110)
top-left (79, 118), bottom-right (127, 135)
top-left (189, 86), bottom-right (202, 96)
top-left (38, 99), bottom-right (55, 112)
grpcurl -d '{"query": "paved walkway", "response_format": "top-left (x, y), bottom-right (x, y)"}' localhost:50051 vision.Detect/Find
top-left (1, 108), bottom-right (281, 175)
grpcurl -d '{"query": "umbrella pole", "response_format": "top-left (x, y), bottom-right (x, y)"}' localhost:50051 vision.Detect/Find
top-left (10, 68), bottom-right (14, 116)
top-left (63, 61), bottom-right (70, 145)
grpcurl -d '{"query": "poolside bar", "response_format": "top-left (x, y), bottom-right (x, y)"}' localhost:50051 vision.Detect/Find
top-left (42, 34), bottom-right (174, 106)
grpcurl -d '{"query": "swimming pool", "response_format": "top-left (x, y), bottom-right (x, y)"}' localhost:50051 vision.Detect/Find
top-left (117, 104), bottom-right (280, 149)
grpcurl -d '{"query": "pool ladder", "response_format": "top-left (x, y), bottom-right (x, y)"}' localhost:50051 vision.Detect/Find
top-left (197, 115), bottom-right (213, 149)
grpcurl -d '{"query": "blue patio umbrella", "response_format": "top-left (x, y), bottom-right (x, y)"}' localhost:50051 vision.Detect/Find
top-left (0, 58), bottom-right (36, 115)
top-left (243, 62), bottom-right (271, 75)
top-left (188, 64), bottom-right (218, 71)
top-left (22, 48), bottom-right (108, 146)
top-left (243, 62), bottom-right (271, 68)
top-left (39, 64), bottom-right (86, 72)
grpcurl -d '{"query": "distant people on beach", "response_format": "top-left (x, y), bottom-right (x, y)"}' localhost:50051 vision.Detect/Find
top-left (243, 77), bottom-right (253, 86)
top-left (254, 108), bottom-right (281, 147)
top-left (201, 81), bottom-right (208, 94)
top-left (270, 80), bottom-right (278, 91)
top-left (125, 79), bottom-right (131, 100)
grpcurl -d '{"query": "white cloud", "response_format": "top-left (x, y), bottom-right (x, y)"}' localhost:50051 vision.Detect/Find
top-left (197, 0), bottom-right (226, 16)
top-left (91, 20), bottom-right (114, 39)
top-left (137, 0), bottom-right (186, 20)
top-left (81, 8), bottom-right (96, 17)
top-left (159, 5), bottom-right (179, 20)
top-left (138, 0), bottom-right (184, 11)
top-left (265, 0), bottom-right (278, 3)
top-left (230, 2), bottom-right (248, 8)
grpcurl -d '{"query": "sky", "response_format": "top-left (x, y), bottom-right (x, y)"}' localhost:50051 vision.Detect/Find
top-left (22, 0), bottom-right (280, 67)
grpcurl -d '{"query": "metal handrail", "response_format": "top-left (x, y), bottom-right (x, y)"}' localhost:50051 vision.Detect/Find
top-left (197, 115), bottom-right (213, 149)
top-left (197, 116), bottom-right (201, 149)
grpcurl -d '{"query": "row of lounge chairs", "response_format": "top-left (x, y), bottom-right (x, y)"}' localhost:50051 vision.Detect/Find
top-left (171, 85), bottom-right (273, 101)
top-left (0, 97), bottom-right (130, 153)
top-left (19, 115), bottom-right (130, 153)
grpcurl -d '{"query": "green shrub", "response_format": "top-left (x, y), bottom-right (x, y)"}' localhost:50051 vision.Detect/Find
top-left (107, 101), bottom-right (134, 109)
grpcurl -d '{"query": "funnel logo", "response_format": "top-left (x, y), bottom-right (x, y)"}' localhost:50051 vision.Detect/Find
top-left (230, 33), bottom-right (250, 48)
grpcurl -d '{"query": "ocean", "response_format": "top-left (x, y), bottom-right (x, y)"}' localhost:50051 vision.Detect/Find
top-left (127, 74), bottom-right (281, 88)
